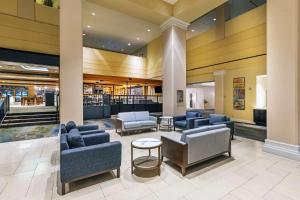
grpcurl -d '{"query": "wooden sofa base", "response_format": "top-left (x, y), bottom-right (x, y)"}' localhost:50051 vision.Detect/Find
top-left (116, 127), bottom-right (158, 136)
top-left (59, 168), bottom-right (120, 195)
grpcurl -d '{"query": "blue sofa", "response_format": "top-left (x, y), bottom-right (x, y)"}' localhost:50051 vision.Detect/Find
top-left (60, 121), bottom-right (105, 135)
top-left (59, 130), bottom-right (122, 195)
top-left (194, 114), bottom-right (234, 139)
top-left (173, 111), bottom-right (203, 130)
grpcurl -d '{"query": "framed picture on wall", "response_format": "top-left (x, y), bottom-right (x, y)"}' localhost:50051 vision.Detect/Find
top-left (177, 90), bottom-right (184, 105)
top-left (233, 77), bottom-right (245, 110)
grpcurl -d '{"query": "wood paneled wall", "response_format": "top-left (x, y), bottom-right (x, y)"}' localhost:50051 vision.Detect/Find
top-left (146, 36), bottom-right (163, 79)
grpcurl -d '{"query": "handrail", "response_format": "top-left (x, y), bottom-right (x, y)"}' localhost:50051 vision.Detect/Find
top-left (0, 96), bottom-right (10, 125)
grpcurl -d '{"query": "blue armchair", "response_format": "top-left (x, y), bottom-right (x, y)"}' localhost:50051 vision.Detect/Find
top-left (194, 114), bottom-right (234, 139)
top-left (173, 111), bottom-right (203, 130)
top-left (60, 121), bottom-right (105, 135)
top-left (59, 131), bottom-right (122, 195)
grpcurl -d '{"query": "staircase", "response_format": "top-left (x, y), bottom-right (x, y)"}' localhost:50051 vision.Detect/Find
top-left (0, 111), bottom-right (59, 128)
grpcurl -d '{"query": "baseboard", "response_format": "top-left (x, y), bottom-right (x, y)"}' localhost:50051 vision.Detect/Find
top-left (263, 139), bottom-right (300, 161)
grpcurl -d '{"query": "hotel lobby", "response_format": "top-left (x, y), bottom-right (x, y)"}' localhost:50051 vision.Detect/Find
top-left (0, 0), bottom-right (300, 200)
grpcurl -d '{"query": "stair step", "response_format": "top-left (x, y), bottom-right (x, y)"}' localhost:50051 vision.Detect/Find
top-left (7, 111), bottom-right (58, 116)
top-left (0, 120), bottom-right (58, 128)
top-left (3, 117), bottom-right (58, 124)
top-left (5, 114), bottom-right (58, 119)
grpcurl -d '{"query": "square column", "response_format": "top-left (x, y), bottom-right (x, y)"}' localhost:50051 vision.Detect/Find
top-left (161, 18), bottom-right (189, 116)
top-left (214, 70), bottom-right (226, 114)
top-left (59, 0), bottom-right (83, 124)
top-left (263, 0), bottom-right (300, 160)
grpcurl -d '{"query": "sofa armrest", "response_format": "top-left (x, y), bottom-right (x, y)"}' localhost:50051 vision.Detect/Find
top-left (60, 141), bottom-right (122, 183)
top-left (186, 117), bottom-right (204, 129)
top-left (173, 115), bottom-right (186, 122)
top-left (161, 136), bottom-right (187, 167)
top-left (77, 124), bottom-right (99, 132)
top-left (149, 116), bottom-right (157, 123)
top-left (194, 118), bottom-right (210, 128)
top-left (115, 118), bottom-right (124, 130)
top-left (79, 129), bottom-right (105, 135)
top-left (212, 121), bottom-right (234, 137)
top-left (82, 132), bottom-right (110, 146)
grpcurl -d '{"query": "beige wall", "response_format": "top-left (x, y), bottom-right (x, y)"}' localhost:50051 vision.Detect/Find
top-left (267, 0), bottom-right (300, 145)
top-left (186, 5), bottom-right (266, 121)
top-left (0, 0), bottom-right (59, 55)
top-left (146, 36), bottom-right (163, 79)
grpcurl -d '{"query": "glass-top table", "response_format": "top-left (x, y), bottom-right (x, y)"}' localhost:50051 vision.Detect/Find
top-left (131, 138), bottom-right (162, 176)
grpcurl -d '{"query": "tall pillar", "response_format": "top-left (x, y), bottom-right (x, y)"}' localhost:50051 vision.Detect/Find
top-left (160, 18), bottom-right (189, 116)
top-left (214, 70), bottom-right (225, 114)
top-left (263, 0), bottom-right (300, 160)
top-left (59, 0), bottom-right (83, 125)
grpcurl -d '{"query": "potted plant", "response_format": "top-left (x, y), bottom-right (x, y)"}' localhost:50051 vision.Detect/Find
top-left (43, 0), bottom-right (53, 7)
top-left (204, 99), bottom-right (209, 109)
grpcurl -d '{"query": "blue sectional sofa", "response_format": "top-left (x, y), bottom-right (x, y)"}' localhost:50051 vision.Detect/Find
top-left (173, 111), bottom-right (203, 130)
top-left (161, 124), bottom-right (231, 175)
top-left (194, 114), bottom-right (234, 139)
top-left (59, 130), bottom-right (122, 195)
top-left (60, 121), bottom-right (105, 135)
top-left (115, 111), bottom-right (158, 136)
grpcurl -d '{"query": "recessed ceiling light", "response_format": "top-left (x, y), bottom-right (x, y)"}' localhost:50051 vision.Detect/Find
top-left (91, 12), bottom-right (96, 16)
top-left (87, 25), bottom-right (91, 28)
top-left (136, 37), bottom-right (140, 41)
top-left (191, 29), bottom-right (195, 32)
top-left (213, 18), bottom-right (217, 21)
top-left (128, 43), bottom-right (131, 46)
top-left (147, 28), bottom-right (151, 32)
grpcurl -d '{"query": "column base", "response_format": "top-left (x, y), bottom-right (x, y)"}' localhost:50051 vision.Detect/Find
top-left (263, 139), bottom-right (300, 161)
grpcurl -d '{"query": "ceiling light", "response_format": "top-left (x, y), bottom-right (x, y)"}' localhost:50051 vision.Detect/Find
top-left (191, 29), bottom-right (195, 32)
top-left (91, 12), bottom-right (96, 16)
top-left (136, 37), bottom-right (140, 41)
top-left (147, 28), bottom-right (151, 32)
top-left (82, 33), bottom-right (86, 36)
top-left (213, 18), bottom-right (217, 21)
top-left (128, 43), bottom-right (131, 46)
top-left (21, 65), bottom-right (49, 72)
top-left (87, 25), bottom-right (91, 28)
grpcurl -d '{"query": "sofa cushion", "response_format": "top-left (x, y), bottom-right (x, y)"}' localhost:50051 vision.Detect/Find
top-left (135, 111), bottom-right (149, 121)
top-left (180, 124), bottom-right (226, 142)
top-left (118, 112), bottom-right (136, 122)
top-left (209, 114), bottom-right (226, 124)
top-left (175, 120), bottom-right (187, 128)
top-left (67, 129), bottom-right (85, 148)
top-left (124, 121), bottom-right (141, 129)
top-left (60, 124), bottom-right (68, 134)
top-left (139, 120), bottom-right (156, 127)
top-left (66, 121), bottom-right (77, 132)
top-left (186, 111), bottom-right (199, 119)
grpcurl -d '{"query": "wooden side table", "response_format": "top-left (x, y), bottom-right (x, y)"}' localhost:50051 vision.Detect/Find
top-left (159, 116), bottom-right (173, 131)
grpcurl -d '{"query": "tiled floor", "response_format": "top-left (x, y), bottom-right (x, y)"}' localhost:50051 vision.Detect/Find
top-left (0, 130), bottom-right (299, 200)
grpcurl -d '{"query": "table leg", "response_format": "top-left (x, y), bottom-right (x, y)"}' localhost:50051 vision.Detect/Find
top-left (149, 149), bottom-right (151, 157)
top-left (158, 146), bottom-right (161, 175)
top-left (131, 145), bottom-right (133, 174)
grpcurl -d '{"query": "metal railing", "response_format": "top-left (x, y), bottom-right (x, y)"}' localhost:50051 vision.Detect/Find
top-left (0, 96), bottom-right (10, 125)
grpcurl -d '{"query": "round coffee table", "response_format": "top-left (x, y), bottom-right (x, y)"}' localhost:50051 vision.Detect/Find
top-left (131, 138), bottom-right (162, 176)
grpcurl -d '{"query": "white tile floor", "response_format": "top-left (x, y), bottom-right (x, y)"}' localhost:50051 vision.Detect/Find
top-left (0, 130), bottom-right (299, 200)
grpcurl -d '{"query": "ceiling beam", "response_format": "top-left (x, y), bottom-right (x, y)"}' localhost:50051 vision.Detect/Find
top-left (86, 0), bottom-right (173, 25)
top-left (173, 0), bottom-right (228, 23)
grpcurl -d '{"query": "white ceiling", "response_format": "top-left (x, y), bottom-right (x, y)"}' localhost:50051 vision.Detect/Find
top-left (162, 0), bottom-right (178, 4)
top-left (82, 1), bottom-right (162, 54)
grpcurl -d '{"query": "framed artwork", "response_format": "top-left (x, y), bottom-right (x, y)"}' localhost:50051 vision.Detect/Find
top-left (177, 90), bottom-right (184, 105)
top-left (233, 77), bottom-right (245, 110)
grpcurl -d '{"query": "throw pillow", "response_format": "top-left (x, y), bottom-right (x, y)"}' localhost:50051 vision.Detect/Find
top-left (66, 121), bottom-right (77, 132)
top-left (67, 129), bottom-right (85, 148)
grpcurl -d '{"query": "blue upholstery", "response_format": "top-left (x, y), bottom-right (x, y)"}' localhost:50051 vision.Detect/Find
top-left (67, 129), bottom-right (85, 148)
top-left (66, 121), bottom-right (77, 132)
top-left (124, 121), bottom-right (141, 129)
top-left (209, 114), bottom-right (227, 124)
top-left (118, 112), bottom-right (136, 122)
top-left (60, 132), bottom-right (122, 187)
top-left (181, 124), bottom-right (226, 142)
top-left (139, 120), bottom-right (156, 127)
top-left (173, 111), bottom-right (203, 130)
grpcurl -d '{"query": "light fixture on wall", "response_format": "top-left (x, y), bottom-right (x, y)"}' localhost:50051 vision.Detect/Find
top-left (128, 43), bottom-right (131, 46)
top-left (147, 28), bottom-right (151, 32)
top-left (213, 18), bottom-right (217, 21)
top-left (191, 29), bottom-right (195, 32)
top-left (82, 33), bottom-right (86, 36)
top-left (87, 25), bottom-right (91, 28)
top-left (91, 12), bottom-right (96, 16)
